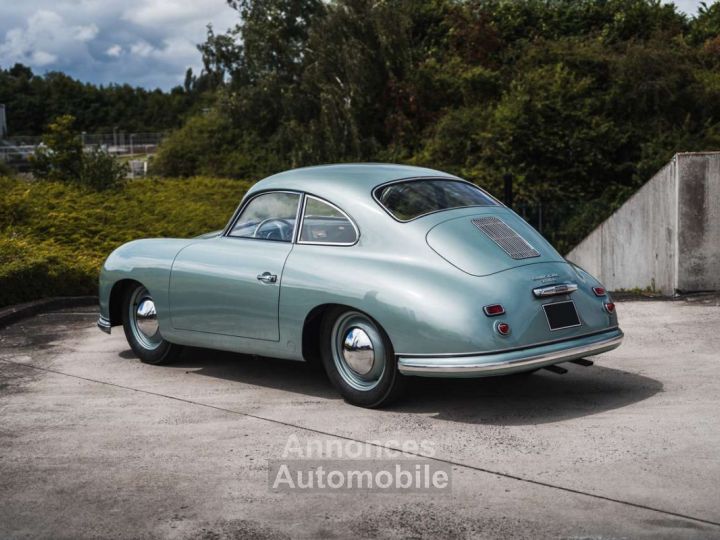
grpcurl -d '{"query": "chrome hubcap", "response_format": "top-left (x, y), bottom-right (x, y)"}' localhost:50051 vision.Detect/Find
top-left (129, 287), bottom-right (162, 350)
top-left (342, 327), bottom-right (374, 375)
top-left (331, 312), bottom-right (386, 391)
top-left (135, 299), bottom-right (159, 338)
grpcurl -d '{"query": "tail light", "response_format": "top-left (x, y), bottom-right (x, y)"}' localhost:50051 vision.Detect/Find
top-left (592, 287), bottom-right (606, 296)
top-left (603, 302), bottom-right (615, 314)
top-left (483, 304), bottom-right (505, 316)
top-left (496, 322), bottom-right (511, 336)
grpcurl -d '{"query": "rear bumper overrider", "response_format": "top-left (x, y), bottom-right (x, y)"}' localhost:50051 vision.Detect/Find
top-left (398, 329), bottom-right (623, 377)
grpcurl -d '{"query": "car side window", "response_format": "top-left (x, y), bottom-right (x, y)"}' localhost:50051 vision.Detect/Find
top-left (229, 192), bottom-right (300, 242)
top-left (299, 196), bottom-right (358, 245)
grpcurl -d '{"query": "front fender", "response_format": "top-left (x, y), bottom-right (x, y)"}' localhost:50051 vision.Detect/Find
top-left (99, 238), bottom-right (196, 329)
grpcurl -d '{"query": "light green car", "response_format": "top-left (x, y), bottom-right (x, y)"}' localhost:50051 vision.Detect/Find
top-left (98, 164), bottom-right (623, 407)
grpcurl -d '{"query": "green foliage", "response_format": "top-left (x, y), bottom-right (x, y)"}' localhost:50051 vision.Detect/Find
top-left (152, 0), bottom-right (720, 252)
top-left (0, 63), bottom-right (202, 135)
top-left (0, 175), bottom-right (251, 307)
top-left (689, 1), bottom-right (720, 45)
top-left (0, 160), bottom-right (15, 178)
top-left (0, 237), bottom-right (99, 306)
top-left (6, 0), bottom-right (720, 262)
top-left (81, 147), bottom-right (131, 191)
top-left (31, 115), bottom-right (84, 183)
top-left (30, 115), bottom-right (129, 190)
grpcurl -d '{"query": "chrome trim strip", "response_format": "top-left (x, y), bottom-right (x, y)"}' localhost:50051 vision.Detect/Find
top-left (97, 316), bottom-right (112, 334)
top-left (532, 282), bottom-right (578, 297)
top-left (398, 332), bottom-right (623, 376)
top-left (396, 326), bottom-right (620, 357)
top-left (296, 194), bottom-right (360, 246)
top-left (292, 192), bottom-right (306, 244)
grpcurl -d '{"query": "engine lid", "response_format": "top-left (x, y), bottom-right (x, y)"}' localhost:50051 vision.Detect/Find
top-left (425, 209), bottom-right (564, 276)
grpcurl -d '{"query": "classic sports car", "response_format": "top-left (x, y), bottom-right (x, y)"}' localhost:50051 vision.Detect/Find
top-left (98, 163), bottom-right (623, 407)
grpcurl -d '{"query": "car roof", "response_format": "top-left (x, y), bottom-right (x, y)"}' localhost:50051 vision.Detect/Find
top-left (246, 163), bottom-right (460, 201)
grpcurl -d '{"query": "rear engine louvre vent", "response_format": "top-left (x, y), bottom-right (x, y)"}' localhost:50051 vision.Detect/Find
top-left (471, 217), bottom-right (540, 260)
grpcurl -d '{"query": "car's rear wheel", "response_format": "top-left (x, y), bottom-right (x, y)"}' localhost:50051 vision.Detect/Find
top-left (122, 283), bottom-right (182, 365)
top-left (320, 307), bottom-right (405, 408)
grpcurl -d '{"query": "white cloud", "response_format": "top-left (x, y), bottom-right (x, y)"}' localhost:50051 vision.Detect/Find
top-left (0, 9), bottom-right (99, 71)
top-left (32, 50), bottom-right (57, 66)
top-left (74, 24), bottom-right (99, 42)
top-left (122, 0), bottom-right (226, 27)
top-left (106, 44), bottom-right (122, 57)
top-left (130, 40), bottom-right (155, 57)
top-left (0, 0), bottom-right (233, 89)
top-left (666, 0), bottom-right (706, 16)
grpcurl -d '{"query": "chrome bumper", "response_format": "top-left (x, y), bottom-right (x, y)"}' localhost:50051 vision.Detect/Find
top-left (398, 330), bottom-right (623, 377)
top-left (97, 316), bottom-right (112, 334)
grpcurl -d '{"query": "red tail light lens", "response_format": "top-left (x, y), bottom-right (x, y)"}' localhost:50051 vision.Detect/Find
top-left (483, 304), bottom-right (505, 316)
top-left (496, 322), bottom-right (511, 335)
top-left (592, 287), bottom-right (606, 296)
top-left (604, 302), bottom-right (615, 313)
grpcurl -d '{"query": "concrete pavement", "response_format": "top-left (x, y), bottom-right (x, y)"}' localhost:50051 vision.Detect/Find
top-left (1, 298), bottom-right (719, 539)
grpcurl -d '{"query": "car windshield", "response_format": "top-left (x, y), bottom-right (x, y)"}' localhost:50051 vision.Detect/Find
top-left (374, 179), bottom-right (497, 221)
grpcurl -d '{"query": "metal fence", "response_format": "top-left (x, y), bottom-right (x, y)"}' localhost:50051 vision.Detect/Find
top-left (0, 132), bottom-right (165, 176)
top-left (0, 132), bottom-right (165, 160)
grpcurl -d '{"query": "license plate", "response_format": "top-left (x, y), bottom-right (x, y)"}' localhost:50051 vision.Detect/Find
top-left (542, 300), bottom-right (581, 331)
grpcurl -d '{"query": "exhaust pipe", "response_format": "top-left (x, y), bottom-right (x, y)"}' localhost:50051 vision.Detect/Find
top-left (570, 358), bottom-right (594, 367)
top-left (543, 364), bottom-right (568, 374)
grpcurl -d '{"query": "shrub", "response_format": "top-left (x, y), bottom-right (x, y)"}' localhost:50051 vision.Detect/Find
top-left (30, 114), bottom-right (128, 190)
top-left (0, 175), bottom-right (253, 307)
top-left (151, 109), bottom-right (289, 179)
top-left (80, 147), bottom-right (129, 191)
top-left (0, 160), bottom-right (15, 178)
top-left (0, 237), bottom-right (98, 306)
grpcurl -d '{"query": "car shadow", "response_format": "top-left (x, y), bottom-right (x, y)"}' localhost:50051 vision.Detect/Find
top-left (171, 346), bottom-right (338, 399)
top-left (395, 367), bottom-right (663, 425)
top-left (131, 347), bottom-right (663, 426)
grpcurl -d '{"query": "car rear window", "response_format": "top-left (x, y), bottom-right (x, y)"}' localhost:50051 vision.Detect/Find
top-left (374, 179), bottom-right (497, 221)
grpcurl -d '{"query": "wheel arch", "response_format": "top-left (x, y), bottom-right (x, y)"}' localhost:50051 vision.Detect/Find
top-left (301, 303), bottom-right (393, 364)
top-left (108, 278), bottom-right (141, 326)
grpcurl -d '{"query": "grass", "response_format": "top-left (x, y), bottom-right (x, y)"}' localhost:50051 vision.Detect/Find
top-left (0, 176), bottom-right (253, 307)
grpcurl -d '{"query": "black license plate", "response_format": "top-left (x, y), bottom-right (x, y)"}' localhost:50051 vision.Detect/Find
top-left (543, 301), bottom-right (581, 331)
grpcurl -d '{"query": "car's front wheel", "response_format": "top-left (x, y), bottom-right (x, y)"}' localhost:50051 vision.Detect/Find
top-left (122, 283), bottom-right (183, 365)
top-left (320, 307), bottom-right (405, 408)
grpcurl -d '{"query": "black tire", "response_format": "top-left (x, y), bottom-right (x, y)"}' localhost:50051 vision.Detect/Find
top-left (320, 307), bottom-right (406, 408)
top-left (122, 283), bottom-right (183, 365)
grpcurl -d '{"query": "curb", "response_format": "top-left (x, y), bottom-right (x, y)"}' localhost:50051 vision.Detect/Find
top-left (0, 296), bottom-right (98, 329)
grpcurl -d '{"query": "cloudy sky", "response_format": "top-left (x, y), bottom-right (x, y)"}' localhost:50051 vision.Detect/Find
top-left (0, 0), bottom-right (711, 90)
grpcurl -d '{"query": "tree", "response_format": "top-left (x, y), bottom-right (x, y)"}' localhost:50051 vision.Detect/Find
top-left (31, 115), bottom-right (128, 190)
top-left (158, 0), bottom-right (720, 251)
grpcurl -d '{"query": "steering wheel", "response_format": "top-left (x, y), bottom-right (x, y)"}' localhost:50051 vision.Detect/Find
top-left (253, 218), bottom-right (293, 241)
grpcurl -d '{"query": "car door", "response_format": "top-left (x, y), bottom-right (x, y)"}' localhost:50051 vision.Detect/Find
top-left (169, 191), bottom-right (301, 341)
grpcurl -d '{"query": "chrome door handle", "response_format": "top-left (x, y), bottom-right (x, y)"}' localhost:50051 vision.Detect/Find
top-left (257, 272), bottom-right (277, 284)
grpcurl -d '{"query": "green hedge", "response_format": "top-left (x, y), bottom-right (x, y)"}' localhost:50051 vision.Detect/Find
top-left (0, 176), bottom-right (252, 307)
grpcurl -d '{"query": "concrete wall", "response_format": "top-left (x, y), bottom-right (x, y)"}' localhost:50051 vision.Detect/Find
top-left (676, 153), bottom-right (720, 292)
top-left (567, 152), bottom-right (720, 294)
top-left (567, 158), bottom-right (679, 294)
